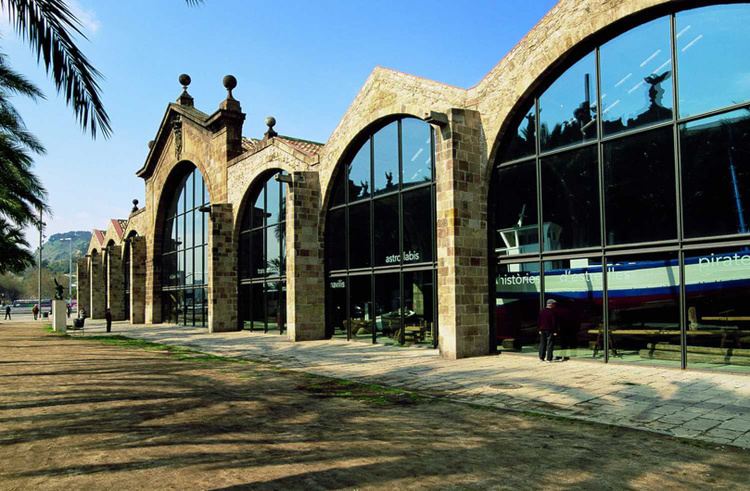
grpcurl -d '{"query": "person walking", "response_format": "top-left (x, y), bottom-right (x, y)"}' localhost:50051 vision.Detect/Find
top-left (4, 305), bottom-right (10, 320)
top-left (538, 298), bottom-right (559, 362)
top-left (32, 304), bottom-right (39, 321)
top-left (66, 304), bottom-right (72, 319)
top-left (105, 308), bottom-right (112, 333)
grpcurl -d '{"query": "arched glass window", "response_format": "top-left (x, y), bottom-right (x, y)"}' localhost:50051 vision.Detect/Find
top-left (161, 166), bottom-right (209, 327)
top-left (123, 232), bottom-right (137, 320)
top-left (490, 3), bottom-right (750, 371)
top-left (325, 117), bottom-right (437, 346)
top-left (238, 171), bottom-right (287, 333)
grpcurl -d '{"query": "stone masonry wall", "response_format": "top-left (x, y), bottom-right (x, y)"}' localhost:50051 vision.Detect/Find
top-left (207, 203), bottom-right (237, 332)
top-left (89, 253), bottom-right (105, 319)
top-left (130, 235), bottom-right (146, 324)
top-left (107, 245), bottom-right (126, 321)
top-left (435, 109), bottom-right (489, 359)
top-left (286, 171), bottom-right (325, 341)
top-left (76, 257), bottom-right (89, 316)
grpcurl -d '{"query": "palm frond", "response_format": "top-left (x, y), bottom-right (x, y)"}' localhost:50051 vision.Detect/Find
top-left (0, 0), bottom-right (111, 138)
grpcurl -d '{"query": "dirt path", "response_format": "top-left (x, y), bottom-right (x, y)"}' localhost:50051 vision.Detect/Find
top-left (0, 322), bottom-right (747, 490)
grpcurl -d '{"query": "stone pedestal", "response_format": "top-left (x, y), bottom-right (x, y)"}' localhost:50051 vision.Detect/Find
top-left (206, 203), bottom-right (237, 332)
top-left (52, 300), bottom-right (67, 334)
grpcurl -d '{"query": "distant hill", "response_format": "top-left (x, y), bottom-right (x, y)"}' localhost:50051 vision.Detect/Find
top-left (38, 231), bottom-right (91, 273)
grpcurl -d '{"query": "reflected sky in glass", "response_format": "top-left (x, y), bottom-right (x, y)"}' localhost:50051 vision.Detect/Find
top-left (600, 15), bottom-right (672, 135)
top-left (677, 4), bottom-right (750, 117)
top-left (401, 118), bottom-right (432, 187)
top-left (348, 140), bottom-right (370, 201)
top-left (539, 51), bottom-right (597, 151)
top-left (374, 122), bottom-right (400, 194)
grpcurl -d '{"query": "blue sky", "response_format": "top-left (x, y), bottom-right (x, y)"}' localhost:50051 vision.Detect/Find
top-left (3, 0), bottom-right (556, 246)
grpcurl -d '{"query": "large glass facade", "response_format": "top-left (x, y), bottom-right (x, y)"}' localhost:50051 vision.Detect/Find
top-left (325, 117), bottom-right (437, 346)
top-left (491, 4), bottom-right (750, 371)
top-left (161, 166), bottom-right (208, 327)
top-left (238, 171), bottom-right (287, 333)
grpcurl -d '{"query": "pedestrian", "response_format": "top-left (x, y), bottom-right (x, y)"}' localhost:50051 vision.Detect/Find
top-left (32, 304), bottom-right (39, 321)
top-left (66, 304), bottom-right (71, 318)
top-left (4, 305), bottom-right (10, 320)
top-left (105, 308), bottom-right (112, 333)
top-left (538, 298), bottom-right (558, 362)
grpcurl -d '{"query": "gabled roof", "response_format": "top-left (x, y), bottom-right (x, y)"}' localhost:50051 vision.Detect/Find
top-left (93, 230), bottom-right (105, 246)
top-left (276, 136), bottom-right (323, 157)
top-left (236, 135), bottom-right (323, 164)
top-left (110, 219), bottom-right (127, 240)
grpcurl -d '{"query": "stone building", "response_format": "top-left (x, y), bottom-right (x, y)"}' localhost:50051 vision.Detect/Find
top-left (79, 0), bottom-right (750, 371)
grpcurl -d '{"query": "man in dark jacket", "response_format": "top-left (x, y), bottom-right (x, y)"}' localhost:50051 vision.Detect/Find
top-left (538, 299), bottom-right (558, 362)
top-left (105, 308), bottom-right (112, 333)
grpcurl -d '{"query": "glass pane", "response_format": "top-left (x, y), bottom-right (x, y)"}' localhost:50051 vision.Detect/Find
top-left (196, 287), bottom-right (207, 327)
top-left (374, 272), bottom-right (401, 344)
top-left (280, 174), bottom-right (287, 223)
top-left (186, 170), bottom-right (195, 211)
top-left (494, 262), bottom-right (540, 353)
top-left (176, 252), bottom-right (185, 286)
top-left (266, 177), bottom-right (281, 225)
top-left (539, 51), bottom-right (597, 151)
top-left (163, 253), bottom-right (177, 287)
top-left (543, 258), bottom-right (603, 359)
top-left (500, 103), bottom-right (536, 162)
top-left (250, 283), bottom-right (265, 331)
top-left (239, 284), bottom-right (251, 329)
top-left (194, 246), bottom-right (204, 285)
top-left (163, 218), bottom-right (174, 252)
top-left (265, 281), bottom-right (281, 332)
top-left (250, 229), bottom-right (265, 278)
top-left (348, 139), bottom-right (371, 202)
top-left (198, 171), bottom-right (206, 207)
top-left (266, 224), bottom-right (282, 277)
top-left (684, 248), bottom-right (750, 372)
top-left (348, 202), bottom-right (371, 268)
top-left (600, 15), bottom-right (673, 135)
top-left (373, 194), bottom-right (399, 266)
top-left (184, 212), bottom-right (194, 250)
top-left (607, 252), bottom-right (680, 367)
top-left (279, 222), bottom-right (286, 275)
top-left (604, 127), bottom-right (676, 245)
top-left (677, 4), bottom-right (750, 117)
top-left (680, 109), bottom-right (750, 238)
top-left (162, 292), bottom-right (178, 324)
top-left (402, 188), bottom-right (433, 263)
top-left (195, 211), bottom-right (204, 248)
top-left (403, 270), bottom-right (434, 346)
top-left (373, 121), bottom-right (399, 195)
top-left (325, 209), bottom-right (345, 271)
top-left (184, 288), bottom-right (195, 326)
top-left (326, 277), bottom-right (347, 338)
top-left (541, 145), bottom-right (600, 250)
top-left (185, 249), bottom-right (193, 286)
top-left (175, 214), bottom-right (184, 250)
top-left (330, 167), bottom-right (346, 207)
top-left (253, 186), bottom-right (265, 228)
top-left (177, 177), bottom-right (186, 216)
top-left (401, 118), bottom-right (433, 187)
top-left (493, 161), bottom-right (539, 257)
top-left (349, 275), bottom-right (373, 342)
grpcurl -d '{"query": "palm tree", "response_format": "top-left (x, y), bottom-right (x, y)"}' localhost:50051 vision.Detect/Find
top-left (0, 0), bottom-right (111, 138)
top-left (0, 217), bottom-right (35, 273)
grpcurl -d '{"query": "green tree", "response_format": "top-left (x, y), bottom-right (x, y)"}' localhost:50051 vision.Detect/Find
top-left (0, 217), bottom-right (35, 273)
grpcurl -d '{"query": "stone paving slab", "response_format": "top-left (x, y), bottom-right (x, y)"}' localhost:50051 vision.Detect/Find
top-left (79, 320), bottom-right (750, 450)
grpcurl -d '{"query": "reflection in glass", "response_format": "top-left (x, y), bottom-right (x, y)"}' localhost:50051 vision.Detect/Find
top-left (330, 168), bottom-right (346, 207)
top-left (684, 248), bottom-right (750, 371)
top-left (402, 188), bottom-right (433, 263)
top-left (326, 277), bottom-right (347, 338)
top-left (266, 225), bottom-right (282, 277)
top-left (500, 103), bottom-right (536, 162)
top-left (374, 121), bottom-right (399, 195)
top-left (349, 275), bottom-right (373, 341)
top-left (250, 229), bottom-right (264, 278)
top-left (403, 270), bottom-right (434, 346)
top-left (541, 145), bottom-right (600, 250)
top-left (373, 194), bottom-right (399, 267)
top-left (375, 273), bottom-right (401, 344)
top-left (326, 209), bottom-right (345, 271)
top-left (543, 258), bottom-right (603, 359)
top-left (266, 178), bottom-right (281, 225)
top-left (607, 253), bottom-right (680, 366)
top-left (348, 140), bottom-right (371, 201)
top-left (681, 109), bottom-right (750, 238)
top-left (677, 4), bottom-right (750, 117)
top-left (539, 51), bottom-right (597, 151)
top-left (494, 262), bottom-right (540, 352)
top-left (494, 161), bottom-right (539, 256)
top-left (604, 127), bottom-right (676, 245)
top-left (348, 202), bottom-right (371, 268)
top-left (600, 15), bottom-right (673, 135)
top-left (402, 117), bottom-right (432, 187)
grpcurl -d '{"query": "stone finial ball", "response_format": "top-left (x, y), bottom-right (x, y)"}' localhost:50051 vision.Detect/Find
top-left (147, 140), bottom-right (155, 149)
top-left (265, 116), bottom-right (276, 128)
top-left (132, 199), bottom-right (139, 206)
top-left (178, 74), bottom-right (191, 87)
top-left (223, 75), bottom-right (237, 90)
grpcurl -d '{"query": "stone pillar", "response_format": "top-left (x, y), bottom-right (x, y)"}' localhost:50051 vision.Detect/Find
top-left (207, 203), bottom-right (237, 332)
top-left (130, 236), bottom-right (146, 324)
top-left (107, 245), bottom-right (126, 321)
top-left (89, 253), bottom-right (105, 319)
top-left (145, 237), bottom-right (161, 324)
top-left (435, 108), bottom-right (489, 359)
top-left (76, 257), bottom-right (89, 316)
top-left (286, 171), bottom-right (325, 341)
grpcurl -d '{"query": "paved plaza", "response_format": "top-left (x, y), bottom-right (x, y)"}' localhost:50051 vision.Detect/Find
top-left (74, 319), bottom-right (750, 450)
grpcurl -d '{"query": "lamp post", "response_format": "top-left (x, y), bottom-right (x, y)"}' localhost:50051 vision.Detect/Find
top-left (36, 207), bottom-right (45, 320)
top-left (59, 237), bottom-right (73, 304)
